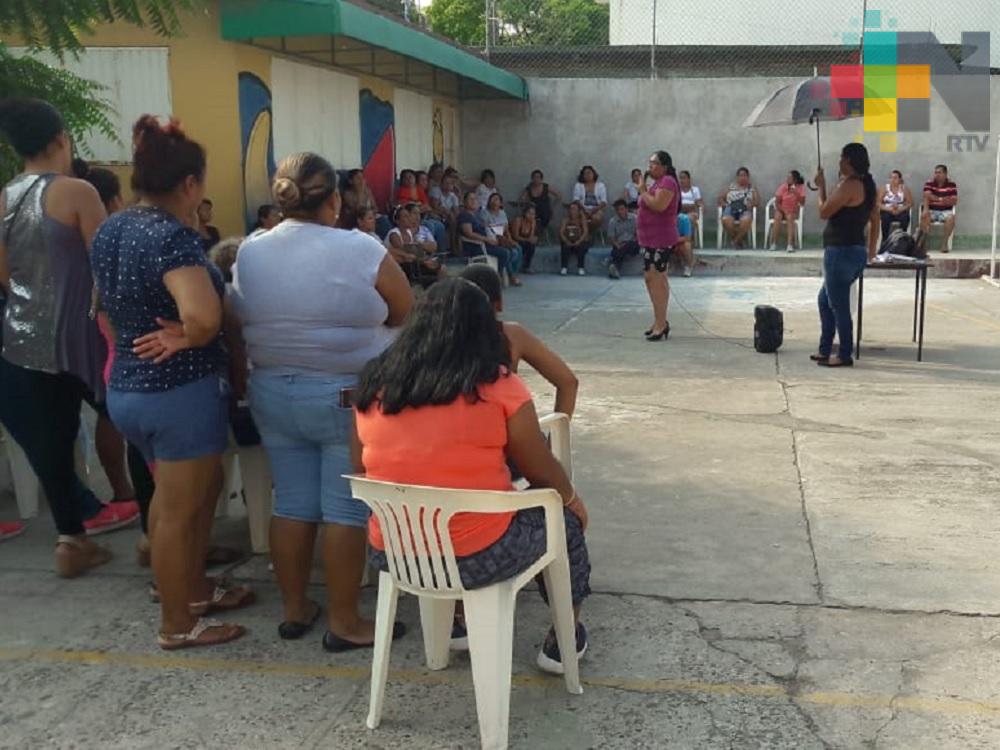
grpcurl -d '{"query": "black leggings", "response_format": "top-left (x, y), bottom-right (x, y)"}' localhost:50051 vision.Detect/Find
top-left (519, 241), bottom-right (537, 270)
top-left (561, 243), bottom-right (589, 270)
top-left (127, 442), bottom-right (154, 534)
top-left (0, 356), bottom-right (102, 536)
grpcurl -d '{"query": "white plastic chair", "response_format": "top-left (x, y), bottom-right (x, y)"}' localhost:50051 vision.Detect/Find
top-left (918, 204), bottom-right (956, 251)
top-left (348, 476), bottom-right (582, 750)
top-left (717, 205), bottom-right (758, 249)
top-left (764, 198), bottom-right (804, 250)
top-left (694, 205), bottom-right (705, 249)
top-left (217, 438), bottom-right (274, 554)
top-left (462, 238), bottom-right (500, 273)
top-left (538, 413), bottom-right (572, 480)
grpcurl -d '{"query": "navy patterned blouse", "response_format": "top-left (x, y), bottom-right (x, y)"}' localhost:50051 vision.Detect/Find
top-left (91, 206), bottom-right (225, 392)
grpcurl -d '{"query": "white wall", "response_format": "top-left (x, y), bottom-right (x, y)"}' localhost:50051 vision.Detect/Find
top-left (271, 58), bottom-right (361, 169)
top-left (394, 88), bottom-right (434, 170)
top-left (610, 0), bottom-right (1000, 66)
top-left (462, 77), bottom-right (1000, 238)
top-left (11, 47), bottom-right (171, 163)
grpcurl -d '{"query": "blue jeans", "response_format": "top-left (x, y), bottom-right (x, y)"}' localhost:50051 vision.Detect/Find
top-left (818, 245), bottom-right (868, 360)
top-left (248, 371), bottom-right (368, 527)
top-left (422, 218), bottom-right (448, 253)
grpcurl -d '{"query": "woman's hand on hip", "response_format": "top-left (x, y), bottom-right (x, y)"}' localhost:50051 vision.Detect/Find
top-left (132, 318), bottom-right (190, 364)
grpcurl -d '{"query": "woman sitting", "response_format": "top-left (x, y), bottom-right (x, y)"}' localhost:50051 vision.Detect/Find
top-left (559, 201), bottom-right (590, 276)
top-left (678, 170), bottom-right (703, 242)
top-left (343, 169), bottom-right (389, 238)
top-left (572, 165), bottom-right (607, 235)
top-left (510, 204), bottom-right (539, 274)
top-left (475, 169), bottom-right (498, 211)
top-left (877, 170), bottom-right (913, 244)
top-left (770, 170), bottom-right (807, 252)
top-left (481, 193), bottom-right (523, 275)
top-left (396, 169), bottom-right (448, 252)
top-left (355, 278), bottom-right (591, 674)
top-left (386, 204), bottom-right (446, 288)
top-left (457, 191), bottom-right (519, 286)
top-left (717, 167), bottom-right (759, 249)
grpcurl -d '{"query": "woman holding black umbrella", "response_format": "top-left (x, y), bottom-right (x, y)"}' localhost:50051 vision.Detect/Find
top-left (812, 143), bottom-right (880, 368)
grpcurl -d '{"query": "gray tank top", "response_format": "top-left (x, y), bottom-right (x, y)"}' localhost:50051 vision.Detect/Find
top-left (2, 173), bottom-right (106, 396)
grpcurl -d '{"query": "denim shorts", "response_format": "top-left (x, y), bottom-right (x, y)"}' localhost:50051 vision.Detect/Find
top-left (677, 212), bottom-right (692, 238)
top-left (723, 205), bottom-right (747, 221)
top-left (248, 370), bottom-right (368, 527)
top-left (107, 374), bottom-right (229, 462)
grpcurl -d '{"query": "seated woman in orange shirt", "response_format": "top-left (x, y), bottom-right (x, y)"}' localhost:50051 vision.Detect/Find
top-left (353, 278), bottom-right (591, 675)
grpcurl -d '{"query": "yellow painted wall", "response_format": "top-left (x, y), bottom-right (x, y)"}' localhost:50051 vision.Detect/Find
top-left (7, 3), bottom-right (461, 234)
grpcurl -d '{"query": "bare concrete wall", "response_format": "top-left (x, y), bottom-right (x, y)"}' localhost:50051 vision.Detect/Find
top-left (461, 77), bottom-right (999, 240)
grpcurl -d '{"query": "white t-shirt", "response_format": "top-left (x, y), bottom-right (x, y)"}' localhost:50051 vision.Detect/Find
top-left (623, 182), bottom-right (641, 202)
top-left (481, 208), bottom-right (509, 238)
top-left (386, 225), bottom-right (435, 246)
top-left (430, 185), bottom-right (460, 212)
top-left (232, 220), bottom-right (392, 376)
top-left (573, 181), bottom-right (608, 207)
top-left (681, 186), bottom-right (702, 206)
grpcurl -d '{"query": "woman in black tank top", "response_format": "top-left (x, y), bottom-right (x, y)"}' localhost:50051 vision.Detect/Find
top-left (812, 143), bottom-right (879, 368)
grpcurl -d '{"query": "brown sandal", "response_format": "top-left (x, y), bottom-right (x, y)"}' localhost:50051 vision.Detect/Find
top-left (55, 535), bottom-right (112, 578)
top-left (157, 617), bottom-right (246, 650)
top-left (809, 353), bottom-right (830, 362)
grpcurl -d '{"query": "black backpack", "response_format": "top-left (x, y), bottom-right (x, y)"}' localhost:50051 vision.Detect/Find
top-left (754, 305), bottom-right (784, 353)
top-left (879, 228), bottom-right (926, 259)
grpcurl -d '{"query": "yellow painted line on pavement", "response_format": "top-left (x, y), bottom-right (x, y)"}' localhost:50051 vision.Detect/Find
top-left (2, 646), bottom-right (999, 718)
top-left (927, 303), bottom-right (1000, 332)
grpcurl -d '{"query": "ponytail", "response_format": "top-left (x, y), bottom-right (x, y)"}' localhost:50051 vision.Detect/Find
top-left (841, 142), bottom-right (876, 213)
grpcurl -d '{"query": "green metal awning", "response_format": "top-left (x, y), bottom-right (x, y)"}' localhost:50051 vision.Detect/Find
top-left (220, 0), bottom-right (529, 100)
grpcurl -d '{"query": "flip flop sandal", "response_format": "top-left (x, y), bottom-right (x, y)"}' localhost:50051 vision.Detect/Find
top-left (190, 584), bottom-right (257, 615)
top-left (278, 600), bottom-right (322, 640)
top-left (158, 617), bottom-right (246, 651)
top-left (818, 356), bottom-right (854, 368)
top-left (148, 576), bottom-right (232, 604)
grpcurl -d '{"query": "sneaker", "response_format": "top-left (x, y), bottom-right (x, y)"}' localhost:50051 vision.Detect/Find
top-left (560, 268), bottom-right (568, 276)
top-left (683, 265), bottom-right (693, 278)
top-left (450, 617), bottom-right (469, 651)
top-left (769, 243), bottom-right (777, 251)
top-left (0, 521), bottom-right (25, 542)
top-left (537, 622), bottom-right (588, 675)
top-left (577, 268), bottom-right (586, 277)
top-left (786, 245), bottom-right (795, 254)
top-left (84, 500), bottom-right (140, 536)
top-left (608, 263), bottom-right (620, 279)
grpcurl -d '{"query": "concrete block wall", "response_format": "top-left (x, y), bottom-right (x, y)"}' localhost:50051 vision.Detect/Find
top-left (461, 76), bottom-right (1000, 242)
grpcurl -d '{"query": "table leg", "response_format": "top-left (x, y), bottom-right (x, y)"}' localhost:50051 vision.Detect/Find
top-left (855, 271), bottom-right (864, 360)
top-left (912, 269), bottom-right (919, 342)
top-left (917, 267), bottom-right (927, 362)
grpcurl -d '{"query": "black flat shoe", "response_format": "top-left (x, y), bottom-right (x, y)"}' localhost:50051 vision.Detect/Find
top-left (809, 353), bottom-right (830, 362)
top-left (278, 600), bottom-right (321, 640)
top-left (322, 621), bottom-right (407, 653)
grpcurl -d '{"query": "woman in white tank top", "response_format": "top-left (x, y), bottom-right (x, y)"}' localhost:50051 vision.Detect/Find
top-left (877, 169), bottom-right (913, 243)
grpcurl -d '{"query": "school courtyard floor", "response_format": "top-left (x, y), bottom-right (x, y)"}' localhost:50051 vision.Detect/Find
top-left (3, 274), bottom-right (1000, 749)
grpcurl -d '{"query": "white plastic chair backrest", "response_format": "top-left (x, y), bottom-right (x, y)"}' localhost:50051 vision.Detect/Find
top-left (765, 197), bottom-right (776, 223)
top-left (347, 476), bottom-right (557, 595)
top-left (538, 412), bottom-right (572, 479)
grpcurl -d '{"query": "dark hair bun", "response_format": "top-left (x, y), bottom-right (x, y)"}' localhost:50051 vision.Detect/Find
top-left (131, 115), bottom-right (206, 196)
top-left (0, 98), bottom-right (65, 159)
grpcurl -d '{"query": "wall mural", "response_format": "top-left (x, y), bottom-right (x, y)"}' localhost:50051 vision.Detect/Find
top-left (238, 72), bottom-right (276, 232)
top-left (360, 89), bottom-right (395, 212)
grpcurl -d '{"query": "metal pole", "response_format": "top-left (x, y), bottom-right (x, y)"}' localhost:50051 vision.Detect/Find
top-left (860, 0), bottom-right (869, 62)
top-left (484, 0), bottom-right (491, 60)
top-left (650, 0), bottom-right (657, 81)
top-left (991, 133), bottom-right (1000, 279)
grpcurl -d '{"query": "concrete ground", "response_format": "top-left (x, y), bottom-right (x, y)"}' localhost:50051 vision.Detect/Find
top-left (3, 274), bottom-right (1000, 749)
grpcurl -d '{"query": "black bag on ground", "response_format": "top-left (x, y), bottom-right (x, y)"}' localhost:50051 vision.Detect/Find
top-left (754, 305), bottom-right (784, 353)
top-left (879, 228), bottom-right (927, 259)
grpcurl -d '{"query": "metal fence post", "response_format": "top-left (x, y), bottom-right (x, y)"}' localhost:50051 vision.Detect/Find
top-left (650, 0), bottom-right (657, 80)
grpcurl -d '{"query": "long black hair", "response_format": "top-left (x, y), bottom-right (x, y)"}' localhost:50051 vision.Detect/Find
top-left (72, 158), bottom-right (121, 210)
top-left (841, 142), bottom-right (877, 213)
top-left (652, 150), bottom-right (681, 212)
top-left (355, 278), bottom-right (512, 415)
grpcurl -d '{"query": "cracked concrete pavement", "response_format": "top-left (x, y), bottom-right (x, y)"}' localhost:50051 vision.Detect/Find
top-left (3, 275), bottom-right (1000, 749)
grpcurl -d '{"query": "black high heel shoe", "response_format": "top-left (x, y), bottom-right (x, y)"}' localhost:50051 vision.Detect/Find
top-left (646, 324), bottom-right (670, 342)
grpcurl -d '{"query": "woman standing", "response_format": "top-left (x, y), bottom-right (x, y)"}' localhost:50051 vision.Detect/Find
top-left (812, 143), bottom-right (880, 368)
top-left (92, 115), bottom-right (251, 648)
top-left (0, 99), bottom-right (139, 574)
top-left (637, 151), bottom-right (680, 342)
top-left (231, 152), bottom-right (413, 650)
